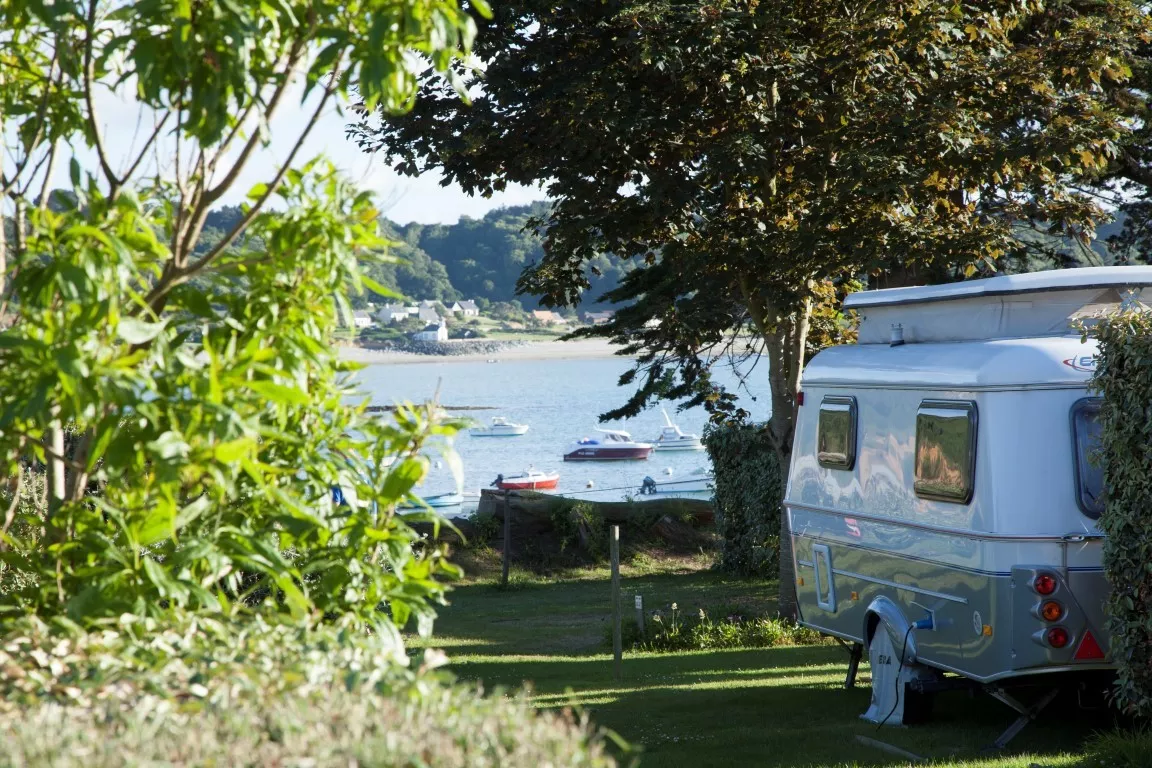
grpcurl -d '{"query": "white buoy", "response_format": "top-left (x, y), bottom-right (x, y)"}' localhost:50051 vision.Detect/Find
top-left (586, 480), bottom-right (595, 488)
top-left (664, 467), bottom-right (674, 476)
top-left (434, 460), bottom-right (443, 469)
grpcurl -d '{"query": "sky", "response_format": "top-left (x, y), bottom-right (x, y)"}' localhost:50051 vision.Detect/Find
top-left (32, 76), bottom-right (546, 226)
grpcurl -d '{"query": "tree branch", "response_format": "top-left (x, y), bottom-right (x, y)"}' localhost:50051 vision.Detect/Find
top-left (83, 0), bottom-right (121, 193)
top-left (146, 57), bottom-right (344, 308)
top-left (120, 113), bottom-right (172, 186)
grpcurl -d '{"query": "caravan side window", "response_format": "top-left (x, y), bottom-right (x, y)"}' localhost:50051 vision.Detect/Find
top-left (817, 395), bottom-right (857, 470)
top-left (1071, 398), bottom-right (1104, 519)
top-left (914, 400), bottom-right (977, 503)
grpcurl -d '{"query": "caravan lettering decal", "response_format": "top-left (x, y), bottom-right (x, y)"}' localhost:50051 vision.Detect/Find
top-left (1063, 356), bottom-right (1097, 373)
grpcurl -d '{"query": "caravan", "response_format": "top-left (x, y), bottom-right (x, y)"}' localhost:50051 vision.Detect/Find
top-left (786, 266), bottom-right (1152, 738)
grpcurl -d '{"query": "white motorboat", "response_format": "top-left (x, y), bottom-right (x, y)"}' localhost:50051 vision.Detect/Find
top-left (638, 468), bottom-right (715, 499)
top-left (470, 416), bottom-right (529, 437)
top-left (564, 429), bottom-right (654, 461)
top-left (652, 408), bottom-right (704, 451)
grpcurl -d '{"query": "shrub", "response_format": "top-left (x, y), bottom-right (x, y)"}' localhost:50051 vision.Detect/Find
top-left (0, 614), bottom-right (618, 767)
top-left (607, 601), bottom-right (828, 653)
top-left (551, 501), bottom-right (607, 559)
top-left (1089, 309), bottom-right (1152, 718)
top-left (703, 424), bottom-right (783, 577)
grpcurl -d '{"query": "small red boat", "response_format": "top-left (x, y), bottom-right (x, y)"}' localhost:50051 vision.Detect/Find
top-left (493, 469), bottom-right (560, 491)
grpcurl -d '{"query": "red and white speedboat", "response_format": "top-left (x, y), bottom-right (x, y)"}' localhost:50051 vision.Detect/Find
top-left (563, 429), bottom-right (654, 461)
top-left (493, 469), bottom-right (560, 491)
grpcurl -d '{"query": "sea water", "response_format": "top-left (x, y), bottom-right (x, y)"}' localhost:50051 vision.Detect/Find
top-left (354, 356), bottom-right (771, 502)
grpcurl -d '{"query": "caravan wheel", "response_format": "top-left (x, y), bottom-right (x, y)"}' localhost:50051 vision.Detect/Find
top-left (861, 618), bottom-right (938, 726)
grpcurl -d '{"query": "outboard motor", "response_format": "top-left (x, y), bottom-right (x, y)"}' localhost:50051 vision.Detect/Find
top-left (491, 473), bottom-right (504, 488)
top-left (640, 476), bottom-right (657, 495)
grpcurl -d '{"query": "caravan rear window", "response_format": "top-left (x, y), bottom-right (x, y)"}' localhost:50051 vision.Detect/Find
top-left (817, 396), bottom-right (857, 470)
top-left (914, 401), bottom-right (977, 504)
top-left (1072, 399), bottom-right (1104, 519)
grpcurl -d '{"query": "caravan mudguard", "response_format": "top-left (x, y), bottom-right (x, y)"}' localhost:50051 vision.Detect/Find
top-left (863, 596), bottom-right (920, 663)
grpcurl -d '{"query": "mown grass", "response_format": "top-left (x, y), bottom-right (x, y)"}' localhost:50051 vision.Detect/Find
top-left (423, 563), bottom-right (1137, 768)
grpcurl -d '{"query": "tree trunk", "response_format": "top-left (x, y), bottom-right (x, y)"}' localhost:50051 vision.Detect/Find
top-left (739, 279), bottom-right (811, 620)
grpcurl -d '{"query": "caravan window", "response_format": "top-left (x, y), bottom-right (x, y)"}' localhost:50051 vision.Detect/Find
top-left (818, 396), bottom-right (857, 470)
top-left (914, 401), bottom-right (977, 503)
top-left (1071, 399), bottom-right (1104, 519)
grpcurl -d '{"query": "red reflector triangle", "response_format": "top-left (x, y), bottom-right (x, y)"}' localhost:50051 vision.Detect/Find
top-left (1074, 630), bottom-right (1106, 661)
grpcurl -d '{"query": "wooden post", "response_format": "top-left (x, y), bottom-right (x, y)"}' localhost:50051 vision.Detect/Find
top-left (501, 490), bottom-right (511, 587)
top-left (634, 594), bottom-right (645, 637)
top-left (611, 524), bottom-right (621, 680)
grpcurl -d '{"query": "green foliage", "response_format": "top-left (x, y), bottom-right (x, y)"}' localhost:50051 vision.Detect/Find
top-left (703, 424), bottom-right (782, 577)
top-left (0, 614), bottom-right (617, 767)
top-left (353, 0), bottom-right (1150, 427)
top-left (551, 501), bottom-right (608, 559)
top-left (1079, 728), bottom-right (1152, 767)
top-left (1088, 308), bottom-right (1152, 718)
top-left (612, 601), bottom-right (827, 653)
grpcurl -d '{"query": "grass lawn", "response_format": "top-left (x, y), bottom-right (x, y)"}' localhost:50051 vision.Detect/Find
top-left (421, 561), bottom-right (1123, 767)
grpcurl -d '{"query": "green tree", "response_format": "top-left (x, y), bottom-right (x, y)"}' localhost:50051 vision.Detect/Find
top-left (353, 0), bottom-right (1149, 615)
top-left (0, 0), bottom-right (481, 630)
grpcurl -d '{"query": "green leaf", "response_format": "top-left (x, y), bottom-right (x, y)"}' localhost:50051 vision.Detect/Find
top-left (117, 317), bottom-right (167, 345)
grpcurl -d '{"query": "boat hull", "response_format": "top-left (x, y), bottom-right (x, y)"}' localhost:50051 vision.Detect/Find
top-left (564, 446), bottom-right (653, 461)
top-left (471, 426), bottom-right (529, 437)
top-left (399, 492), bottom-right (464, 509)
top-left (653, 440), bottom-right (705, 451)
top-left (498, 478), bottom-right (560, 491)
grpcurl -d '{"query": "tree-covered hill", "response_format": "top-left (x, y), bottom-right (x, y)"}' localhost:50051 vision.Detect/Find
top-left (193, 200), bottom-right (629, 307)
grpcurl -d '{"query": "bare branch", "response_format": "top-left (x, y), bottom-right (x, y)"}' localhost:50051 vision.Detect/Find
top-left (201, 43), bottom-right (307, 206)
top-left (120, 113), bottom-right (172, 185)
top-left (148, 58), bottom-right (345, 307)
top-left (83, 0), bottom-right (121, 193)
top-left (0, 468), bottom-right (24, 552)
top-left (38, 140), bottom-right (59, 211)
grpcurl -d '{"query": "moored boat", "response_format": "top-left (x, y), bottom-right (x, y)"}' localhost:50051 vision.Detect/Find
top-left (492, 468), bottom-right (560, 491)
top-left (638, 468), bottom-right (714, 499)
top-left (470, 416), bottom-right (530, 437)
top-left (398, 491), bottom-right (464, 509)
top-left (651, 408), bottom-right (704, 451)
top-left (563, 429), bottom-right (653, 461)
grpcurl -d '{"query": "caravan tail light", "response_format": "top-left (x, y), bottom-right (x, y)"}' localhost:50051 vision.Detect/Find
top-left (796, 391), bottom-right (805, 407)
top-left (1040, 600), bottom-right (1064, 622)
top-left (1033, 573), bottom-right (1058, 596)
top-left (1046, 627), bottom-right (1070, 649)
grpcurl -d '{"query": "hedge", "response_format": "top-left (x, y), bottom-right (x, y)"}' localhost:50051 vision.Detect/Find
top-left (0, 614), bottom-right (618, 767)
top-left (1090, 308), bottom-right (1152, 718)
top-left (703, 423), bottom-right (782, 577)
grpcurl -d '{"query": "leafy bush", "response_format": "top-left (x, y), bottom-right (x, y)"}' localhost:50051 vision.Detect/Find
top-left (1090, 309), bottom-right (1152, 718)
top-left (551, 501), bottom-right (608, 559)
top-left (609, 601), bottom-right (828, 653)
top-left (703, 424), bottom-right (783, 577)
top-left (0, 615), bottom-right (618, 767)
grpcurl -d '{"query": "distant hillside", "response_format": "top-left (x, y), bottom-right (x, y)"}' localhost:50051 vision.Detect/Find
top-left (369, 202), bottom-right (629, 307)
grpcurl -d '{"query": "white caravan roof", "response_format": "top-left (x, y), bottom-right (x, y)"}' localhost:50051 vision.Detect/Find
top-left (803, 336), bottom-right (1097, 389)
top-left (846, 266), bottom-right (1152, 344)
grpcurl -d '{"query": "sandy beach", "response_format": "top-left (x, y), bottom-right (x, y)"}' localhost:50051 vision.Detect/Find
top-left (338, 337), bottom-right (630, 365)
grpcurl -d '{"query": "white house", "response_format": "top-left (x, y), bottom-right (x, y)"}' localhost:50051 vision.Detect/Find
top-left (352, 310), bottom-right (373, 329)
top-left (412, 321), bottom-right (448, 342)
top-left (377, 304), bottom-right (415, 324)
top-left (451, 300), bottom-right (480, 317)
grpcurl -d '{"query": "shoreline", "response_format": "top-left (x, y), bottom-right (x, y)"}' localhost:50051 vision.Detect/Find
top-left (338, 337), bottom-right (631, 365)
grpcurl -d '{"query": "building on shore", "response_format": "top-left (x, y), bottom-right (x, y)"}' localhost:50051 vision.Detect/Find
top-left (412, 321), bottom-right (449, 342)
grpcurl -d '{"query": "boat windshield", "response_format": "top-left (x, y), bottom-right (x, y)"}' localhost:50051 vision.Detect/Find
top-left (1072, 399), bottom-right (1103, 519)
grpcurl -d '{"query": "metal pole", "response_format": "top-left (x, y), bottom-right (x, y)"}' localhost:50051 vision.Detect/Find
top-left (635, 594), bottom-right (645, 637)
top-left (501, 491), bottom-right (511, 587)
top-left (611, 525), bottom-right (621, 680)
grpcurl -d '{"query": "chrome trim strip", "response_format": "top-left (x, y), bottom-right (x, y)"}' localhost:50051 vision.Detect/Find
top-left (787, 501), bottom-right (1105, 543)
top-left (830, 567), bottom-right (968, 605)
top-left (920, 658), bottom-right (1115, 684)
top-left (797, 559), bottom-right (814, 568)
top-left (803, 381), bottom-right (1086, 393)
